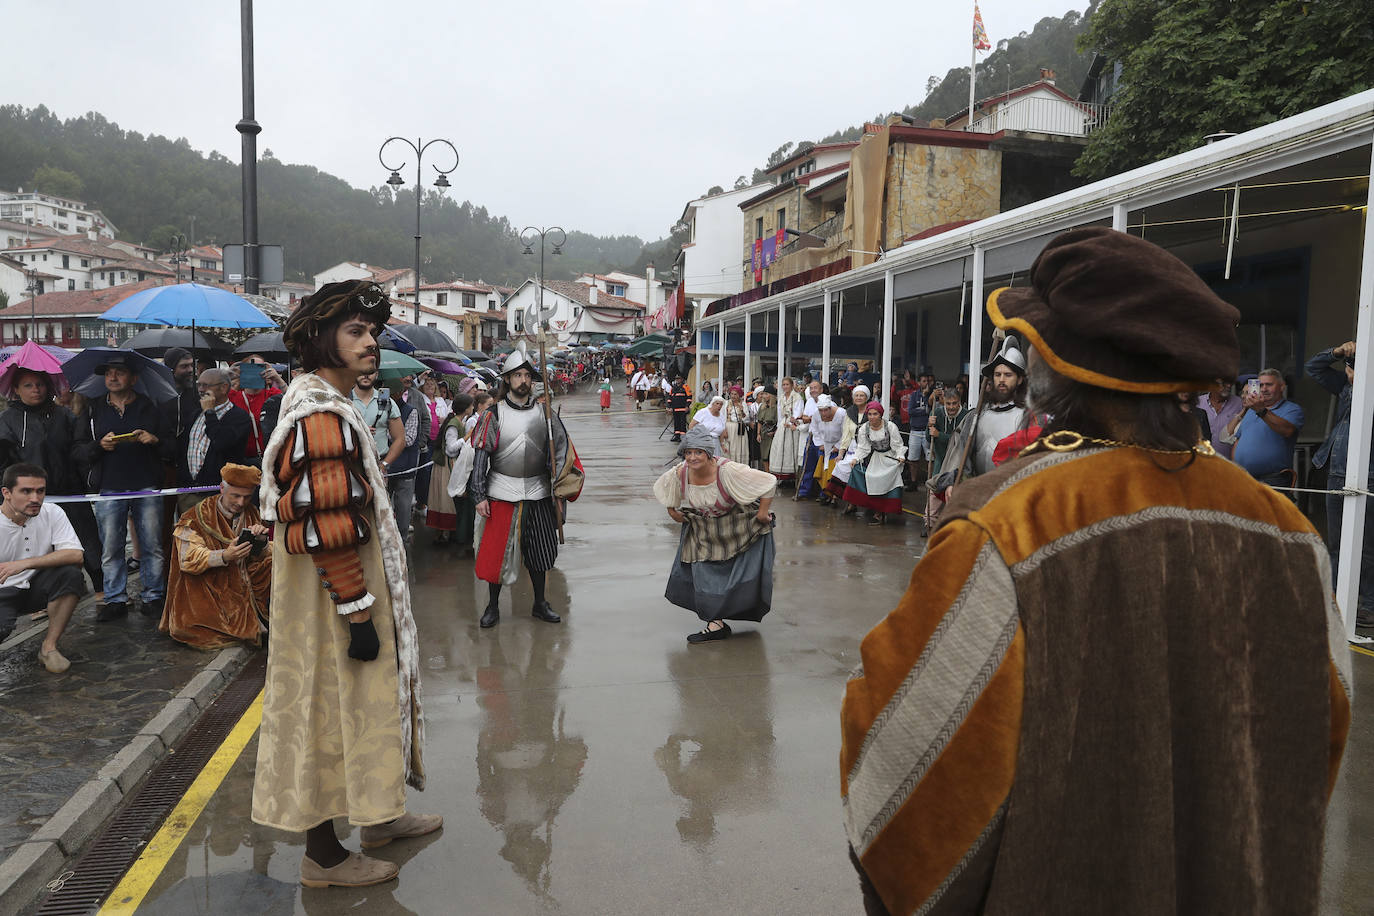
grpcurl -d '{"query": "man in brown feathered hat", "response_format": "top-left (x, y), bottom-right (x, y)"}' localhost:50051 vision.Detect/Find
top-left (160, 463), bottom-right (270, 650)
top-left (840, 227), bottom-right (1350, 916)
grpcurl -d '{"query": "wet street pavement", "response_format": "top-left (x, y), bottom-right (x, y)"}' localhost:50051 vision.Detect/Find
top-left (38, 386), bottom-right (1369, 915)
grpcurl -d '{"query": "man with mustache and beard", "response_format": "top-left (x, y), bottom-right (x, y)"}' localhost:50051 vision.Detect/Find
top-left (933, 335), bottom-right (1030, 492)
top-left (470, 344), bottom-right (581, 628)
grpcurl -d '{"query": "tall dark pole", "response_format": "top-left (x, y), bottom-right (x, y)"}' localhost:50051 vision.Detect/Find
top-left (237, 0), bottom-right (261, 295)
top-left (24, 268), bottom-right (39, 342)
top-left (379, 137), bottom-right (458, 324)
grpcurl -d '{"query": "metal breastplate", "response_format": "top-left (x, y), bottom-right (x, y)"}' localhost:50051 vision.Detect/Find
top-left (488, 400), bottom-right (551, 501)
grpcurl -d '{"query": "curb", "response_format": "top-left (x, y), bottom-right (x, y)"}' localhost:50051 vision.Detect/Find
top-left (0, 644), bottom-right (251, 916)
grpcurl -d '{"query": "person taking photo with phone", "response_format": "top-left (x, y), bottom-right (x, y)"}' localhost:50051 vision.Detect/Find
top-left (1221, 370), bottom-right (1304, 487)
top-left (159, 462), bottom-right (270, 649)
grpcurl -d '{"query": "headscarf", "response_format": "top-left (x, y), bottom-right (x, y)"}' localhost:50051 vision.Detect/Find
top-left (678, 423), bottom-right (721, 457)
top-left (864, 400), bottom-right (884, 416)
top-left (852, 385), bottom-right (871, 400)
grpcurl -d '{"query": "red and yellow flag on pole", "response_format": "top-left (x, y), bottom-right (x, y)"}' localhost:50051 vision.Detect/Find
top-left (973, 3), bottom-right (992, 50)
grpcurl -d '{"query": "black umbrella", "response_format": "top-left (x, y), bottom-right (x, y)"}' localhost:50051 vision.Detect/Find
top-left (121, 327), bottom-right (233, 357)
top-left (233, 331), bottom-right (289, 359)
top-left (389, 323), bottom-right (458, 354)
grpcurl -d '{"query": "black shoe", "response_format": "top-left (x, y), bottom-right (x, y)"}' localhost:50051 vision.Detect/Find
top-left (126, 558), bottom-right (140, 573)
top-left (687, 622), bottom-right (731, 644)
top-left (531, 601), bottom-right (561, 623)
top-left (141, 598), bottom-right (165, 618)
top-left (479, 603), bottom-right (500, 628)
top-left (96, 602), bottom-right (128, 622)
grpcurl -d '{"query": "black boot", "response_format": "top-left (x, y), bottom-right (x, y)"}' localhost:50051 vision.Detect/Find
top-left (531, 601), bottom-right (561, 623)
top-left (480, 583), bottom-right (501, 628)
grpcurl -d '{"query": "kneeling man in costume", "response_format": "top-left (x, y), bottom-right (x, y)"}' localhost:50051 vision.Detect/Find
top-left (252, 280), bottom-right (438, 889)
top-left (159, 462), bottom-right (270, 649)
top-left (471, 345), bottom-right (579, 628)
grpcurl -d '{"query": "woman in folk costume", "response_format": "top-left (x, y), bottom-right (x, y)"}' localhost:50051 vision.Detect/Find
top-left (840, 401), bottom-right (908, 525)
top-left (800, 394), bottom-right (854, 505)
top-left (722, 386), bottom-right (752, 463)
top-left (597, 377), bottom-right (613, 412)
top-left (768, 377), bottom-right (805, 484)
top-left (654, 425), bottom-right (777, 644)
top-left (754, 385), bottom-right (778, 473)
top-left (689, 396), bottom-right (728, 455)
top-left (253, 280), bottom-right (439, 889)
top-left (425, 392), bottom-right (474, 546)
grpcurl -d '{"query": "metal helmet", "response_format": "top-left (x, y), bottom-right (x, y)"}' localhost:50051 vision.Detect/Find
top-left (981, 334), bottom-right (1027, 378)
top-left (500, 344), bottom-right (542, 380)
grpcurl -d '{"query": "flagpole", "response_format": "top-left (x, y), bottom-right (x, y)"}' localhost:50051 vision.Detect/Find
top-left (968, 38), bottom-right (977, 130)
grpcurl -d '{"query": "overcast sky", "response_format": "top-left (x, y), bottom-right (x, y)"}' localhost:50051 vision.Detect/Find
top-left (10, 1), bottom-right (1086, 241)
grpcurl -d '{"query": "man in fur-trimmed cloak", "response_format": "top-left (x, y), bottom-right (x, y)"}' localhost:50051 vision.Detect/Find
top-left (840, 228), bottom-right (1350, 916)
top-left (159, 463), bottom-right (270, 649)
top-left (470, 344), bottom-right (582, 629)
top-left (252, 280), bottom-right (439, 890)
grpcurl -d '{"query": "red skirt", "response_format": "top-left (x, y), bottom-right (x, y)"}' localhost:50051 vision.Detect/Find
top-left (599, 390), bottom-right (612, 408)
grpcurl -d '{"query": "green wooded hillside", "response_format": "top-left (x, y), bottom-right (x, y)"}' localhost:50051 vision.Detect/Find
top-left (0, 105), bottom-right (644, 285)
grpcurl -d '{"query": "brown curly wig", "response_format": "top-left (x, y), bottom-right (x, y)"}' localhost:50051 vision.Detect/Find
top-left (283, 280), bottom-right (391, 371)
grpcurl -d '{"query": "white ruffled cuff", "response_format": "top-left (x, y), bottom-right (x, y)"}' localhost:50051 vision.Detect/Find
top-left (335, 591), bottom-right (377, 615)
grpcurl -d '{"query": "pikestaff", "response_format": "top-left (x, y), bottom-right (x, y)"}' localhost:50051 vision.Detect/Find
top-left (538, 322), bottom-right (565, 544)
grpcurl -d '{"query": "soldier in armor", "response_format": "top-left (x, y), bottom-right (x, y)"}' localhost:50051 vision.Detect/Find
top-left (470, 345), bottom-right (576, 628)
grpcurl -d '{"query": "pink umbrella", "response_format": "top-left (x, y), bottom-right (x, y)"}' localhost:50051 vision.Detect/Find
top-left (0, 340), bottom-right (72, 397)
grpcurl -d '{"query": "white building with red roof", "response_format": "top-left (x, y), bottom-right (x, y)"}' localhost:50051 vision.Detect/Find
top-left (0, 188), bottom-right (118, 239)
top-left (504, 279), bottom-right (643, 344)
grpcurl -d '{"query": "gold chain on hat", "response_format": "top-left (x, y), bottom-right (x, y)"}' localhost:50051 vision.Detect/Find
top-left (1028, 429), bottom-right (1216, 458)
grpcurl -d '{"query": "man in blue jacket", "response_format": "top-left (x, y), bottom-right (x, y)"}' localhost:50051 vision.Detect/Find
top-left (73, 354), bottom-right (173, 622)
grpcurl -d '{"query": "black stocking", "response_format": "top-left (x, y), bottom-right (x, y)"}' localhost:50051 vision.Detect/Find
top-left (487, 582), bottom-right (502, 608)
top-left (305, 820), bottom-right (348, 867)
top-left (530, 568), bottom-right (547, 605)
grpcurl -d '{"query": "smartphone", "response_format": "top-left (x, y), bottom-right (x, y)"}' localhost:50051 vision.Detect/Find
top-left (108, 431), bottom-right (141, 444)
top-left (238, 362), bottom-right (266, 389)
top-left (1246, 379), bottom-right (1261, 398)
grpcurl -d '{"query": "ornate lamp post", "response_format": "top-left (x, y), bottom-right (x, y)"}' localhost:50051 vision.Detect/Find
top-left (519, 226), bottom-right (566, 343)
top-left (167, 233), bottom-right (190, 284)
top-left (379, 137), bottom-right (459, 323)
top-left (24, 267), bottom-right (42, 342)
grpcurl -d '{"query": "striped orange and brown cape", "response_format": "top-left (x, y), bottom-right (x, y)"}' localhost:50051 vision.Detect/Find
top-left (840, 445), bottom-right (1351, 915)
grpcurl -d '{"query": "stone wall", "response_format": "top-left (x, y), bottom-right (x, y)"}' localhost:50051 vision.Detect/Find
top-left (882, 143), bottom-right (1002, 246)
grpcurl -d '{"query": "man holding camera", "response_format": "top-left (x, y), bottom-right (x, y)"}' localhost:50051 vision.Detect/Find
top-left (159, 463), bottom-right (271, 650)
top-left (1223, 369), bottom-right (1304, 486)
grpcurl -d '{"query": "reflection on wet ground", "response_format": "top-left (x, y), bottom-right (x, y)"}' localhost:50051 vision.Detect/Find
top-left (124, 388), bottom-right (1372, 915)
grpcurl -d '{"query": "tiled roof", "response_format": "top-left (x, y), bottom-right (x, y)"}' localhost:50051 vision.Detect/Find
top-left (2, 236), bottom-right (129, 261)
top-left (545, 280), bottom-right (644, 311)
top-left (0, 220), bottom-right (60, 239)
top-left (0, 279), bottom-right (163, 317)
top-left (415, 280), bottom-right (495, 293)
top-left (370, 267), bottom-right (413, 285)
top-left (479, 309), bottom-right (506, 322)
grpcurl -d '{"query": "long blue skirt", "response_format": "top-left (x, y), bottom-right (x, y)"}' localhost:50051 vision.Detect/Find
top-left (665, 528), bottom-right (775, 623)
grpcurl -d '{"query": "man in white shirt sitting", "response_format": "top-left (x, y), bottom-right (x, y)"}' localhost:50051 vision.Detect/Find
top-left (0, 463), bottom-right (87, 674)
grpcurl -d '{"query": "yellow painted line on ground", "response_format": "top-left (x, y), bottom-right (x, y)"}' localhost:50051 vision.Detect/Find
top-left (97, 690), bottom-right (264, 915)
top-left (1351, 643), bottom-right (1374, 658)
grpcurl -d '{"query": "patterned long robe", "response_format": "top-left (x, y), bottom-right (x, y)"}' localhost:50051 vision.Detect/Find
top-left (252, 373), bottom-right (424, 833)
top-left (841, 445), bottom-right (1350, 916)
top-left (159, 497), bottom-right (271, 650)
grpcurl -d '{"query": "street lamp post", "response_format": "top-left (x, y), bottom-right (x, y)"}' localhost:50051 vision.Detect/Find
top-left (168, 234), bottom-right (190, 284)
top-left (379, 137), bottom-right (459, 324)
top-left (24, 267), bottom-right (41, 343)
top-left (519, 226), bottom-right (566, 343)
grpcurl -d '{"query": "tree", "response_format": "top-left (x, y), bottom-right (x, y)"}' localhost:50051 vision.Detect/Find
top-left (30, 164), bottom-right (83, 199)
top-left (705, 185), bottom-right (724, 196)
top-left (145, 224), bottom-right (185, 250)
top-left (734, 175), bottom-right (750, 189)
top-left (1075, 0), bottom-right (1374, 179)
top-left (764, 142), bottom-right (795, 170)
top-left (0, 290), bottom-right (8, 310)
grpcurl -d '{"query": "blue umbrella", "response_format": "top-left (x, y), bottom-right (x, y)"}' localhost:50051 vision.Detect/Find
top-left (62, 347), bottom-right (177, 402)
top-left (100, 282), bottom-right (276, 329)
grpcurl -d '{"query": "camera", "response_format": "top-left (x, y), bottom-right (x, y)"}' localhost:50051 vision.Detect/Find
top-left (236, 529), bottom-right (268, 557)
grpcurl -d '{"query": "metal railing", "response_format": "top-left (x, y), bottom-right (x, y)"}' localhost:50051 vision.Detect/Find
top-left (779, 212), bottom-right (845, 257)
top-left (967, 96), bottom-right (1111, 137)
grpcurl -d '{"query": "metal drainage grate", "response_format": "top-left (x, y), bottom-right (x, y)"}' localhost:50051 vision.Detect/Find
top-left (34, 653), bottom-right (266, 915)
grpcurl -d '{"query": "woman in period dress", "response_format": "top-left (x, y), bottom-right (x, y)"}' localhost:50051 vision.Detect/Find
top-left (754, 385), bottom-right (778, 473)
top-left (598, 377), bottom-right (613, 412)
top-left (689, 396), bottom-right (727, 455)
top-left (768, 377), bottom-right (805, 485)
top-left (425, 393), bottom-right (473, 544)
top-left (722, 386), bottom-right (752, 464)
top-left (654, 426), bottom-right (777, 644)
top-left (840, 400), bottom-right (908, 525)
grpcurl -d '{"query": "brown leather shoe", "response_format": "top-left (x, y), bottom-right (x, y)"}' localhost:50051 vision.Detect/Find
top-left (359, 812), bottom-right (444, 849)
top-left (38, 648), bottom-right (70, 674)
top-left (300, 852), bottom-right (398, 888)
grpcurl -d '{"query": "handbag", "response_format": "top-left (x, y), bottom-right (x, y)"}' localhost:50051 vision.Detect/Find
top-left (446, 440), bottom-right (476, 498)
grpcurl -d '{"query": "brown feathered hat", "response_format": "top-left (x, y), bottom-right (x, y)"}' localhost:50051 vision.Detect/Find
top-left (220, 463), bottom-right (262, 488)
top-left (282, 279), bottom-right (391, 361)
top-left (986, 227), bottom-right (1240, 393)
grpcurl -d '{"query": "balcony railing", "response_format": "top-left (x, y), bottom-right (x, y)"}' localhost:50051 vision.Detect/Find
top-left (967, 96), bottom-right (1111, 137)
top-left (779, 212), bottom-right (845, 257)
